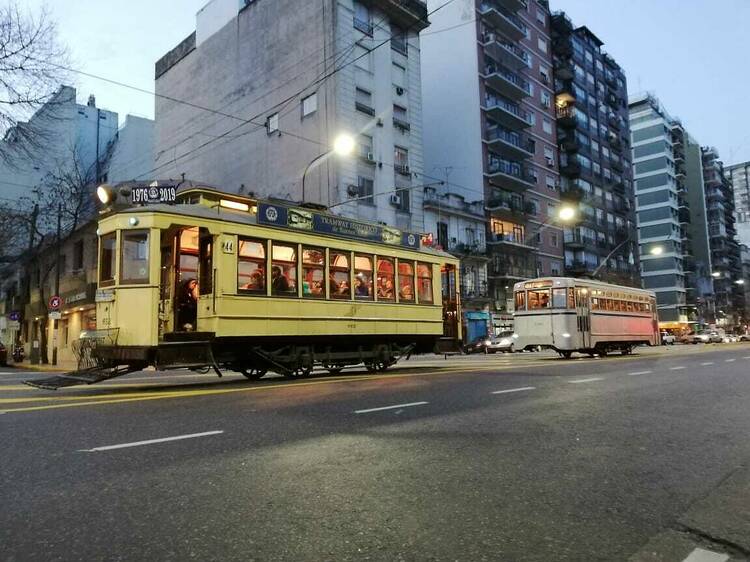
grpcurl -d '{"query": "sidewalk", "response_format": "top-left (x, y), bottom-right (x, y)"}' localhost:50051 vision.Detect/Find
top-left (4, 361), bottom-right (75, 372)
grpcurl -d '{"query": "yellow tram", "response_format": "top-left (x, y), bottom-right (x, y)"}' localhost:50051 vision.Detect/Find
top-left (28, 183), bottom-right (461, 389)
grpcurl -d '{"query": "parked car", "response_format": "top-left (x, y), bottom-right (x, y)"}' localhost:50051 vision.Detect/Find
top-left (464, 332), bottom-right (516, 354)
top-left (660, 331), bottom-right (676, 345)
top-left (740, 334), bottom-right (750, 342)
top-left (723, 334), bottom-right (738, 343)
top-left (681, 331), bottom-right (722, 344)
top-left (0, 342), bottom-right (6, 366)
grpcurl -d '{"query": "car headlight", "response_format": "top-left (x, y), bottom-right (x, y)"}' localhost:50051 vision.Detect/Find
top-left (499, 338), bottom-right (511, 346)
top-left (484, 340), bottom-right (492, 346)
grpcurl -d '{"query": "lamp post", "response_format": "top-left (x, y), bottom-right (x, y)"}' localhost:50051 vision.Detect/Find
top-left (301, 134), bottom-right (355, 204)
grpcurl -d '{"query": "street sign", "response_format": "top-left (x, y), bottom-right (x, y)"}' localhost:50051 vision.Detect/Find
top-left (48, 295), bottom-right (62, 310)
top-left (9, 311), bottom-right (20, 321)
top-left (49, 311), bottom-right (61, 320)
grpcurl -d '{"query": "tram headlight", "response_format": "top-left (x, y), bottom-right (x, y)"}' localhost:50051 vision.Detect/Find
top-left (562, 333), bottom-right (571, 338)
top-left (97, 184), bottom-right (116, 205)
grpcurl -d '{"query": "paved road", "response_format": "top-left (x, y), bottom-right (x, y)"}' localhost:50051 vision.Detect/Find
top-left (2, 344), bottom-right (750, 561)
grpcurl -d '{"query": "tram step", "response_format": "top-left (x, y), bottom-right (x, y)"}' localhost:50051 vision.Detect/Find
top-left (23, 367), bottom-right (137, 390)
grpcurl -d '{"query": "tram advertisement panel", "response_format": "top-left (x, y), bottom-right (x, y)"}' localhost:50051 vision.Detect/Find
top-left (258, 202), bottom-right (420, 249)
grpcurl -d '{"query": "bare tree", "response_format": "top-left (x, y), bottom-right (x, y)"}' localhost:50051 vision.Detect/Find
top-left (0, 1), bottom-right (69, 164)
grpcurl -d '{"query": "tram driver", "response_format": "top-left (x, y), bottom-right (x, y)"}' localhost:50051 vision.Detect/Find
top-left (178, 277), bottom-right (199, 330)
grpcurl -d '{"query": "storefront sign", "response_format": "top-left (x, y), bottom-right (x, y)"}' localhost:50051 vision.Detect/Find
top-left (65, 291), bottom-right (88, 304)
top-left (258, 203), bottom-right (420, 249)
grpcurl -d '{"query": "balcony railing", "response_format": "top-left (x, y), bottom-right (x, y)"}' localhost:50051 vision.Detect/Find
top-left (486, 157), bottom-right (535, 187)
top-left (484, 94), bottom-right (532, 126)
top-left (478, 1), bottom-right (528, 38)
top-left (485, 127), bottom-right (534, 155)
top-left (488, 232), bottom-right (530, 246)
top-left (483, 63), bottom-right (531, 97)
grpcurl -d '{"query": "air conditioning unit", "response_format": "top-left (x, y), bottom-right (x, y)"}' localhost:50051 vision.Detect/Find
top-left (367, 152), bottom-right (375, 162)
top-left (389, 194), bottom-right (402, 206)
top-left (485, 32), bottom-right (496, 42)
top-left (347, 184), bottom-right (359, 197)
top-left (546, 157), bottom-right (554, 167)
top-left (396, 86), bottom-right (404, 96)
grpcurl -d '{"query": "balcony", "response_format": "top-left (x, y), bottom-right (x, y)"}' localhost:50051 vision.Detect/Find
top-left (552, 36), bottom-right (573, 58)
top-left (423, 188), bottom-right (485, 219)
top-left (481, 34), bottom-right (529, 70)
top-left (478, 1), bottom-right (527, 41)
top-left (551, 12), bottom-right (574, 35)
top-left (560, 159), bottom-right (582, 177)
top-left (560, 184), bottom-right (586, 201)
top-left (450, 242), bottom-right (488, 259)
top-left (564, 232), bottom-right (595, 248)
top-left (556, 105), bottom-right (577, 129)
top-left (482, 95), bottom-right (531, 130)
top-left (606, 92), bottom-right (619, 108)
top-left (555, 60), bottom-right (574, 81)
top-left (486, 196), bottom-right (531, 221)
top-left (485, 158), bottom-right (536, 191)
top-left (602, 53), bottom-right (619, 69)
top-left (482, 62), bottom-right (530, 101)
top-left (355, 101), bottom-right (375, 116)
top-left (678, 207), bottom-right (691, 224)
top-left (608, 134), bottom-right (623, 151)
top-left (487, 232), bottom-right (534, 249)
top-left (610, 159), bottom-right (624, 173)
top-left (489, 263), bottom-right (537, 280)
top-left (560, 137), bottom-right (580, 153)
top-left (483, 127), bottom-right (534, 160)
top-left (607, 114), bottom-right (621, 130)
top-left (361, 0), bottom-right (430, 32)
top-left (565, 261), bottom-right (590, 275)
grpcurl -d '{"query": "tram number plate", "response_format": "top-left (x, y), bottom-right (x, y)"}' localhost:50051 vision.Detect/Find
top-left (222, 240), bottom-right (235, 254)
top-left (131, 185), bottom-right (177, 204)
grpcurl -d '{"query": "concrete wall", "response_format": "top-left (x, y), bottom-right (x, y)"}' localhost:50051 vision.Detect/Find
top-left (107, 115), bottom-right (156, 182)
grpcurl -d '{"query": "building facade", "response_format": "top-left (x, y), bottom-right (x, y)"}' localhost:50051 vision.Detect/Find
top-left (550, 12), bottom-right (638, 287)
top-left (422, 0), bottom-right (563, 335)
top-left (154, 0), bottom-right (429, 234)
top-left (726, 160), bottom-right (750, 248)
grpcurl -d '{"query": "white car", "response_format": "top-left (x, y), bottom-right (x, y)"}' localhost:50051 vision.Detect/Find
top-left (660, 332), bottom-right (676, 345)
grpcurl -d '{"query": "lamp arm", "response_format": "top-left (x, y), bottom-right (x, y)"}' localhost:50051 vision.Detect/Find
top-left (591, 237), bottom-right (631, 277)
top-left (301, 151), bottom-right (330, 203)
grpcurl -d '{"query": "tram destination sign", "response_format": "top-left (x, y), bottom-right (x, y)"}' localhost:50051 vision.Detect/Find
top-left (131, 183), bottom-right (177, 205)
top-left (258, 203), bottom-right (420, 249)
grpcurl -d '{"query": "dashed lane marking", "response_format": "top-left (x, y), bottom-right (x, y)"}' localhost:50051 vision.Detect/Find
top-left (701, 362), bottom-right (714, 366)
top-left (725, 358), bottom-right (736, 363)
top-left (628, 371), bottom-right (653, 376)
top-left (568, 377), bottom-right (604, 384)
top-left (354, 401), bottom-right (428, 414)
top-left (669, 366), bottom-right (686, 370)
top-left (681, 547), bottom-right (729, 562)
top-left (79, 430), bottom-right (224, 452)
top-left (491, 386), bottom-right (536, 395)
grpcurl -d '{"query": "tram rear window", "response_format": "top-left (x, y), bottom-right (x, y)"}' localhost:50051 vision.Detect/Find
top-left (121, 230), bottom-right (150, 285)
top-left (99, 233), bottom-right (116, 286)
top-left (527, 289), bottom-right (550, 309)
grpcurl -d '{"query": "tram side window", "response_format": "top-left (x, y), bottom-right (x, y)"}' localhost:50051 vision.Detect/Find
top-left (568, 288), bottom-right (576, 308)
top-left (514, 291), bottom-right (526, 311)
top-left (238, 239), bottom-right (266, 293)
top-left (377, 258), bottom-right (395, 301)
top-left (329, 251), bottom-right (351, 299)
top-left (398, 261), bottom-right (415, 302)
top-left (121, 230), bottom-right (150, 285)
top-left (100, 233), bottom-right (116, 286)
top-left (552, 288), bottom-right (568, 308)
top-left (527, 289), bottom-right (550, 309)
top-left (302, 247), bottom-right (325, 297)
top-left (417, 263), bottom-right (433, 304)
top-left (272, 243), bottom-right (297, 295)
top-left (354, 254), bottom-right (374, 299)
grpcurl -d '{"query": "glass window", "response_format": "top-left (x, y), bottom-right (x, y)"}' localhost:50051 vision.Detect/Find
top-left (398, 261), bottom-right (414, 302)
top-left (376, 258), bottom-right (395, 301)
top-left (99, 233), bottom-right (116, 285)
top-left (527, 289), bottom-right (550, 309)
top-left (271, 243), bottom-right (297, 295)
top-left (267, 113), bottom-right (279, 134)
top-left (568, 288), bottom-right (576, 308)
top-left (552, 288), bottom-right (568, 308)
top-left (121, 230), bottom-right (150, 285)
top-left (515, 291), bottom-right (526, 311)
top-left (302, 93), bottom-right (317, 117)
top-left (238, 239), bottom-right (266, 293)
top-left (302, 247), bottom-right (325, 298)
top-left (354, 254), bottom-right (374, 299)
top-left (417, 262), bottom-right (433, 303)
top-left (329, 251), bottom-right (351, 299)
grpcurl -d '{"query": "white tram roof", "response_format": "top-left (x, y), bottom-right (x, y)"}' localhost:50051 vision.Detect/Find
top-left (513, 277), bottom-right (655, 297)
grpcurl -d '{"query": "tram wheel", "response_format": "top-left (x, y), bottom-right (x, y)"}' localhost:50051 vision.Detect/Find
top-left (561, 351), bottom-right (573, 359)
top-left (323, 364), bottom-right (343, 375)
top-left (241, 368), bottom-right (267, 381)
top-left (598, 349), bottom-right (608, 358)
top-left (365, 361), bottom-right (389, 373)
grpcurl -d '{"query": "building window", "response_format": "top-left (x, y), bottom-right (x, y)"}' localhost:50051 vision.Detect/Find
top-left (536, 8), bottom-right (545, 24)
top-left (546, 175), bottom-right (556, 190)
top-left (392, 63), bottom-right (406, 88)
top-left (542, 118), bottom-right (552, 134)
top-left (537, 38), bottom-right (547, 53)
top-left (391, 25), bottom-right (407, 55)
top-left (355, 87), bottom-right (374, 115)
top-left (267, 112), bottom-right (279, 134)
top-left (540, 66), bottom-right (550, 85)
top-left (437, 222), bottom-right (448, 249)
top-left (302, 93), bottom-right (317, 117)
top-left (395, 188), bottom-right (410, 213)
top-left (354, 44), bottom-right (371, 72)
top-left (529, 199), bottom-right (539, 215)
top-left (394, 146), bottom-right (409, 174)
top-left (550, 232), bottom-right (559, 247)
top-left (544, 147), bottom-right (555, 166)
top-left (73, 239), bottom-right (84, 271)
top-left (359, 134), bottom-right (373, 160)
top-left (541, 91), bottom-right (551, 109)
top-left (357, 176), bottom-right (374, 204)
top-left (353, 2), bottom-right (372, 35)
top-left (393, 104), bottom-right (409, 130)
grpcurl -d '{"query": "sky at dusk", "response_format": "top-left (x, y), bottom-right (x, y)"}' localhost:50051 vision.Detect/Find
top-left (28, 0), bottom-right (750, 165)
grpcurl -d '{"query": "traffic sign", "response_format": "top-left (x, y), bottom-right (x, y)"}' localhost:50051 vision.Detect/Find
top-left (49, 311), bottom-right (61, 320)
top-left (9, 311), bottom-right (20, 321)
top-left (48, 295), bottom-right (62, 310)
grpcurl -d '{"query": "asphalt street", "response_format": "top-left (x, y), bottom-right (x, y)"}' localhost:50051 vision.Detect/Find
top-left (2, 344), bottom-right (750, 561)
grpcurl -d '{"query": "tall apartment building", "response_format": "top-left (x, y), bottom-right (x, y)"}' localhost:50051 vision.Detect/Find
top-left (725, 160), bottom-right (750, 248)
top-left (422, 0), bottom-right (563, 333)
top-left (550, 13), bottom-right (638, 287)
top-left (154, 0), bottom-right (429, 233)
top-left (702, 146), bottom-right (745, 327)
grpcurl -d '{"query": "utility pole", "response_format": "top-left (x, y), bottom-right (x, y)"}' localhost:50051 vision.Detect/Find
top-left (52, 203), bottom-right (61, 366)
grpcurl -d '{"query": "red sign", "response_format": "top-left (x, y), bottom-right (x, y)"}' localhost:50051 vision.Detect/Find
top-left (48, 295), bottom-right (62, 310)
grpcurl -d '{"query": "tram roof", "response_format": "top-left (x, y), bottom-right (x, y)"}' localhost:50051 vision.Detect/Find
top-left (513, 277), bottom-right (655, 296)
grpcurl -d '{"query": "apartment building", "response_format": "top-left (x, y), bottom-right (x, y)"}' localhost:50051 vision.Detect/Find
top-left (725, 160), bottom-right (750, 248)
top-left (154, 0), bottom-right (429, 234)
top-left (550, 13), bottom-right (638, 287)
top-left (422, 0), bottom-right (563, 333)
top-left (702, 146), bottom-right (744, 328)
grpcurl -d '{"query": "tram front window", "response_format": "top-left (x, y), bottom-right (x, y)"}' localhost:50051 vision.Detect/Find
top-left (121, 230), bottom-right (150, 284)
top-left (100, 233), bottom-right (116, 286)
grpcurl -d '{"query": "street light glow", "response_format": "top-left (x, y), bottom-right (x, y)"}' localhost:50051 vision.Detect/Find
top-left (96, 185), bottom-right (113, 204)
top-left (712, 272), bottom-right (721, 278)
top-left (333, 134), bottom-right (355, 156)
top-left (736, 279), bottom-right (746, 285)
top-left (558, 206), bottom-right (577, 222)
top-left (650, 246), bottom-right (664, 256)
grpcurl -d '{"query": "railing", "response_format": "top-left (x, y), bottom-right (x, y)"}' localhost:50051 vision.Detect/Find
top-left (490, 232), bottom-right (527, 245)
top-left (423, 189), bottom-right (485, 217)
top-left (485, 127), bottom-right (533, 153)
top-left (354, 17), bottom-right (373, 35)
top-left (479, 1), bottom-right (528, 35)
top-left (491, 264), bottom-right (537, 278)
top-left (483, 63), bottom-right (530, 94)
top-left (486, 157), bottom-right (534, 183)
top-left (484, 94), bottom-right (531, 123)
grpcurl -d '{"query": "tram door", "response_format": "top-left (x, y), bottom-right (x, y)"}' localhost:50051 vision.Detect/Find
top-left (441, 264), bottom-right (460, 340)
top-left (575, 287), bottom-right (591, 349)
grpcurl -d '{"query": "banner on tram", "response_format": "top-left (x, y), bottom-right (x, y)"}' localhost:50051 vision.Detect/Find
top-left (257, 202), bottom-right (420, 249)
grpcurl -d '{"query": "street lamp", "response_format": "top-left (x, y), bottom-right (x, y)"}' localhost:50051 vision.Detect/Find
top-left (736, 279), bottom-right (746, 285)
top-left (649, 246), bottom-right (664, 256)
top-left (302, 133), bottom-right (355, 204)
top-left (712, 271), bottom-right (721, 278)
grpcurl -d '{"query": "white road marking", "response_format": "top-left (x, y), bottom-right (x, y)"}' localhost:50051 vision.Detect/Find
top-left (492, 386), bottom-right (536, 395)
top-left (725, 358), bottom-right (736, 363)
top-left (701, 362), bottom-right (714, 366)
top-left (681, 547), bottom-right (729, 562)
top-left (354, 401), bottom-right (428, 414)
top-left (744, 356), bottom-right (750, 359)
top-left (79, 431), bottom-right (224, 452)
top-left (568, 377), bottom-right (604, 384)
top-left (628, 371), bottom-right (652, 376)
top-left (669, 366), bottom-right (686, 371)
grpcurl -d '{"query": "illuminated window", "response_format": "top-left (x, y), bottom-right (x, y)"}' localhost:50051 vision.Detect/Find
top-left (271, 243), bottom-right (297, 295)
top-left (417, 262), bottom-right (433, 303)
top-left (302, 247), bottom-right (325, 298)
top-left (354, 254), bottom-right (374, 300)
top-left (398, 261), bottom-right (415, 302)
top-left (238, 239), bottom-right (266, 293)
top-left (527, 289), bottom-right (550, 309)
top-left (515, 291), bottom-right (526, 311)
top-left (376, 258), bottom-right (395, 301)
top-left (329, 251), bottom-right (351, 299)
